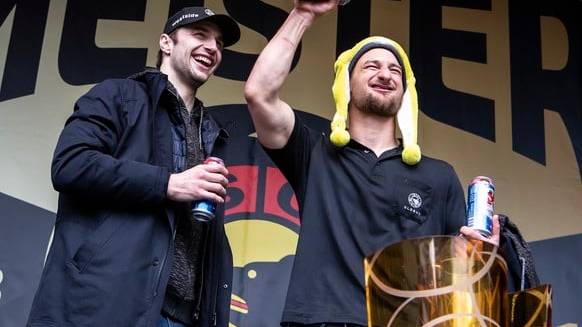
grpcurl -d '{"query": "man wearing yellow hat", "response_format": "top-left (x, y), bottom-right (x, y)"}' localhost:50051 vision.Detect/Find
top-left (245, 1), bottom-right (499, 326)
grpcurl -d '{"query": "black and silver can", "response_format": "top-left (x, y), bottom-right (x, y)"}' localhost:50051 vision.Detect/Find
top-left (191, 157), bottom-right (224, 222)
top-left (466, 176), bottom-right (495, 237)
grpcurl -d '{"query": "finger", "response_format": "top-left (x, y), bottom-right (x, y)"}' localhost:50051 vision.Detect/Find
top-left (460, 226), bottom-right (486, 241)
top-left (460, 226), bottom-right (499, 246)
top-left (490, 214), bottom-right (501, 245)
top-left (202, 172), bottom-right (229, 187)
top-left (198, 189), bottom-right (226, 204)
top-left (201, 181), bottom-right (227, 197)
top-left (492, 214), bottom-right (500, 237)
top-left (202, 162), bottom-right (229, 176)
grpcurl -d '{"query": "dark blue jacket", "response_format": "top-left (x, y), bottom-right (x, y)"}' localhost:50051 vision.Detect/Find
top-left (27, 70), bottom-right (233, 327)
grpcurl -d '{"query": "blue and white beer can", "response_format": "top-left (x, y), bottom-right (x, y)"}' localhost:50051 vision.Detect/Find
top-left (466, 176), bottom-right (495, 237)
top-left (191, 157), bottom-right (224, 222)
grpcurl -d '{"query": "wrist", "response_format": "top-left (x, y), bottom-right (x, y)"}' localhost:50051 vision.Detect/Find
top-left (290, 8), bottom-right (316, 28)
top-left (166, 173), bottom-right (177, 200)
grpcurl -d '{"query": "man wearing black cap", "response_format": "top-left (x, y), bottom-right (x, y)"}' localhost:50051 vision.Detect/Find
top-left (27, 7), bottom-right (240, 327)
top-left (245, 0), bottom-right (499, 326)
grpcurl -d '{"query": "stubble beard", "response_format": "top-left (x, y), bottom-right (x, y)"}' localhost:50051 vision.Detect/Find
top-left (189, 68), bottom-right (206, 89)
top-left (187, 59), bottom-right (212, 88)
top-left (170, 54), bottom-right (211, 89)
top-left (354, 93), bottom-right (402, 117)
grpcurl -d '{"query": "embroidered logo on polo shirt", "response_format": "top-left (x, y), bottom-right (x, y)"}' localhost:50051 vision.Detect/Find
top-left (408, 192), bottom-right (422, 208)
top-left (404, 192), bottom-right (422, 216)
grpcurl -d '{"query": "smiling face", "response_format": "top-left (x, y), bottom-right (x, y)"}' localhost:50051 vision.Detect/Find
top-left (159, 20), bottom-right (224, 88)
top-left (349, 48), bottom-right (404, 117)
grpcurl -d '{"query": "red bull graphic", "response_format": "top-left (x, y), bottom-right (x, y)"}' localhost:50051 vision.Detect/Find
top-left (225, 165), bottom-right (300, 327)
top-left (213, 105), bottom-right (330, 326)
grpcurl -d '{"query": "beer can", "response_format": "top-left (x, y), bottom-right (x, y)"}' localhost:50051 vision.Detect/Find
top-left (191, 157), bottom-right (225, 222)
top-left (466, 176), bottom-right (495, 237)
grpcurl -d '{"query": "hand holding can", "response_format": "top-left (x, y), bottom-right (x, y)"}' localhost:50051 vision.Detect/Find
top-left (466, 176), bottom-right (495, 237)
top-left (191, 157), bottom-right (225, 222)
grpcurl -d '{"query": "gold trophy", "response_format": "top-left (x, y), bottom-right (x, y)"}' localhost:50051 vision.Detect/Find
top-left (365, 236), bottom-right (507, 326)
top-left (364, 236), bottom-right (552, 326)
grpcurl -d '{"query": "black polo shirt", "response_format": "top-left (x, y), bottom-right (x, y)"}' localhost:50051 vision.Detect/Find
top-left (264, 113), bottom-right (466, 326)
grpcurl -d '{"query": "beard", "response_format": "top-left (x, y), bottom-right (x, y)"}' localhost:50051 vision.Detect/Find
top-left (185, 58), bottom-right (214, 87)
top-left (169, 55), bottom-right (213, 89)
top-left (353, 93), bottom-right (402, 117)
top-left (187, 67), bottom-right (207, 88)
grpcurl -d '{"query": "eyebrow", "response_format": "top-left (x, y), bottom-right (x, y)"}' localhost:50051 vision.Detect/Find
top-left (361, 59), bottom-right (402, 69)
top-left (362, 59), bottom-right (381, 66)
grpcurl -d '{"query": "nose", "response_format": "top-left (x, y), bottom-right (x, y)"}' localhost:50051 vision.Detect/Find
top-left (203, 38), bottom-right (219, 53)
top-left (376, 67), bottom-right (393, 81)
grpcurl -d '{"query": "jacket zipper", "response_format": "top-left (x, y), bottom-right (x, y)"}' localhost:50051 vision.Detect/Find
top-left (152, 84), bottom-right (176, 299)
top-left (168, 87), bottom-right (204, 155)
top-left (169, 88), bottom-right (208, 322)
top-left (210, 220), bottom-right (219, 326)
top-left (166, 85), bottom-right (220, 324)
top-left (199, 106), bottom-right (204, 153)
top-left (154, 218), bottom-right (177, 298)
top-left (193, 223), bottom-right (209, 321)
top-left (193, 108), bottom-right (207, 322)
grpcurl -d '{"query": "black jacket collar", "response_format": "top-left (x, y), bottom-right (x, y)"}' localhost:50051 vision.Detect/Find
top-left (129, 68), bottom-right (229, 155)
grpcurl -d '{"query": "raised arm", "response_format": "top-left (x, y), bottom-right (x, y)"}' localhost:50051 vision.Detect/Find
top-left (244, 0), bottom-right (338, 149)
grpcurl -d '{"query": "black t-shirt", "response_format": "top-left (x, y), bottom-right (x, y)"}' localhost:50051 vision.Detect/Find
top-left (264, 113), bottom-right (466, 326)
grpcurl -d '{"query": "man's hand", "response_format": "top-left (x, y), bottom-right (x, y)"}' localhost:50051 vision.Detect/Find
top-left (459, 214), bottom-right (500, 246)
top-left (294, 0), bottom-right (339, 23)
top-left (167, 161), bottom-right (229, 203)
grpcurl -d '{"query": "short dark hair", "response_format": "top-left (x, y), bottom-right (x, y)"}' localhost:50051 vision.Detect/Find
top-left (156, 31), bottom-right (178, 69)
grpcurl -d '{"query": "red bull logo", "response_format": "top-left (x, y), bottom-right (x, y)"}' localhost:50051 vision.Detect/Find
top-left (225, 165), bottom-right (300, 327)
top-left (211, 104), bottom-right (330, 327)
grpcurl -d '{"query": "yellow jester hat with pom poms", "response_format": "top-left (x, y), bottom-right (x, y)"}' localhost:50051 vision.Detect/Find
top-left (330, 36), bottom-right (421, 165)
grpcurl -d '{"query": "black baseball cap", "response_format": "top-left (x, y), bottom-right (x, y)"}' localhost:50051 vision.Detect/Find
top-left (163, 7), bottom-right (240, 47)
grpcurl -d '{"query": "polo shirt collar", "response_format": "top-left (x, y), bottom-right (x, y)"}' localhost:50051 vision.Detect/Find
top-left (346, 138), bottom-right (404, 160)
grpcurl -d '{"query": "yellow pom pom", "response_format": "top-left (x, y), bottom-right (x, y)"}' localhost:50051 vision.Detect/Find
top-left (402, 144), bottom-right (421, 165)
top-left (330, 129), bottom-right (350, 147)
top-left (331, 117), bottom-right (346, 131)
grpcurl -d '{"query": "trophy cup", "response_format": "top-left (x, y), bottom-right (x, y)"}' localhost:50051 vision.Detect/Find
top-left (365, 236), bottom-right (507, 326)
top-left (364, 236), bottom-right (553, 326)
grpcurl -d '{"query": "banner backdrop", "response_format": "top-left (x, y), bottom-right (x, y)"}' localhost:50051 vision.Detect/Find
top-left (0, 0), bottom-right (580, 326)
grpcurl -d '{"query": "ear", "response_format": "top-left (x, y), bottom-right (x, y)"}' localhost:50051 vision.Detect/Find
top-left (159, 33), bottom-right (173, 55)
